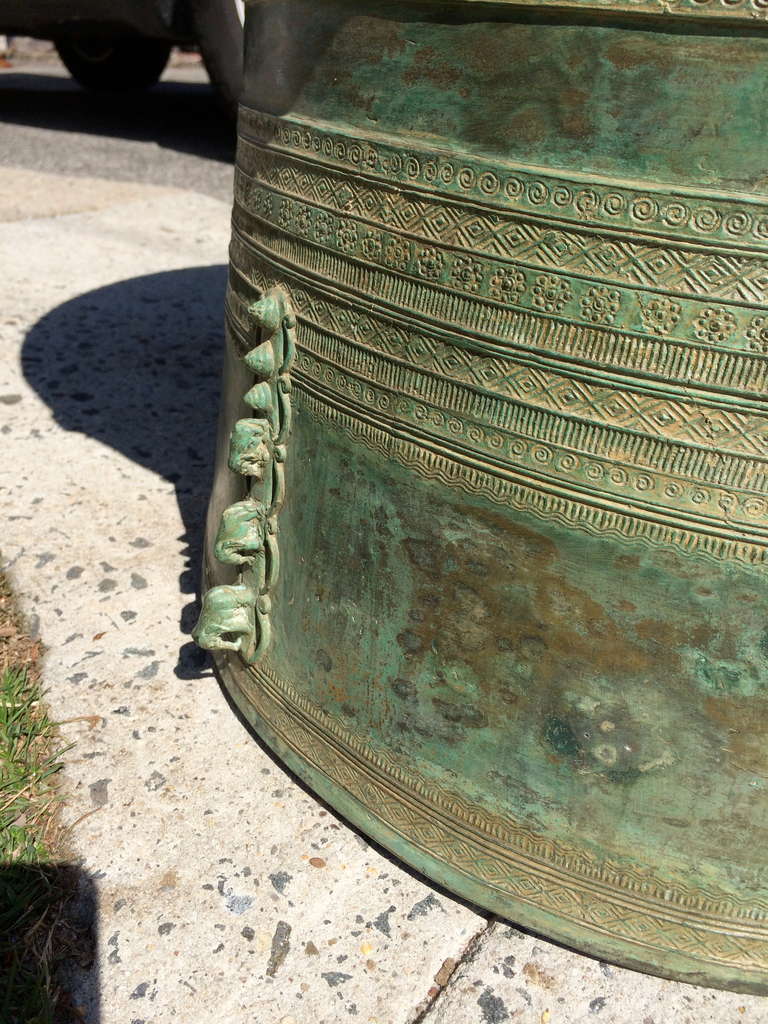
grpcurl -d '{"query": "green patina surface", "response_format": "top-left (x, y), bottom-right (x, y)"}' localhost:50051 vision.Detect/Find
top-left (195, 0), bottom-right (768, 992)
top-left (244, 1), bottom-right (768, 191)
top-left (272, 406), bottom-right (768, 894)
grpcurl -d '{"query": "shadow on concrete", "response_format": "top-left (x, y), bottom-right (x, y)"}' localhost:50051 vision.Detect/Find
top-left (21, 265), bottom-right (227, 682)
top-left (0, 863), bottom-right (99, 1022)
top-left (19, 263), bottom-right (495, 933)
top-left (0, 67), bottom-right (235, 170)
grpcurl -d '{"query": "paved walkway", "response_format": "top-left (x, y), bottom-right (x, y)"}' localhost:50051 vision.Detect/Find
top-left (1, 169), bottom-right (765, 1023)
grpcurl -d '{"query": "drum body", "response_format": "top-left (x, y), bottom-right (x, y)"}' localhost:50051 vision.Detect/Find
top-left (196, 0), bottom-right (768, 992)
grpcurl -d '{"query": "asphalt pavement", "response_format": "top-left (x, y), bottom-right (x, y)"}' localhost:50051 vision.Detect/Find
top-left (0, 59), bottom-right (235, 201)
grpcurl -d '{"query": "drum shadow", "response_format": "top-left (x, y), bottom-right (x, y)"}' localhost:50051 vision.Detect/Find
top-left (21, 265), bottom-right (227, 680)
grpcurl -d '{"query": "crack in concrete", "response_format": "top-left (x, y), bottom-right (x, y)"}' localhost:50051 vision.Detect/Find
top-left (405, 916), bottom-right (496, 1024)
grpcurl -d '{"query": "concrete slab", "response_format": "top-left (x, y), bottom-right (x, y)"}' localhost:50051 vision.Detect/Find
top-left (418, 921), bottom-right (768, 1024)
top-left (1, 169), bottom-right (767, 1023)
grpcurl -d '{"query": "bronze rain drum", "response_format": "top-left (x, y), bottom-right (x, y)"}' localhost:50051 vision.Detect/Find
top-left (194, 0), bottom-right (768, 992)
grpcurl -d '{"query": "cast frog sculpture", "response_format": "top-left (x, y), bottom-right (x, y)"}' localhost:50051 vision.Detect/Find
top-left (193, 286), bottom-right (295, 662)
top-left (193, 583), bottom-right (256, 653)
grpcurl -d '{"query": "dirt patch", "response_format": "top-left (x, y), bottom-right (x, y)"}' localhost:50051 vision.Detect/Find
top-left (0, 570), bottom-right (42, 681)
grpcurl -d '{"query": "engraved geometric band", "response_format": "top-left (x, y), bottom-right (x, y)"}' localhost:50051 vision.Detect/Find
top-left (229, 232), bottom-right (768, 402)
top-left (234, 152), bottom-right (768, 320)
top-left (225, 307), bottom-right (768, 564)
top-left (227, 263), bottom-right (768, 461)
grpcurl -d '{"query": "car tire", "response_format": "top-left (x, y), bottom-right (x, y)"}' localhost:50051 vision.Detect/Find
top-left (188, 0), bottom-right (244, 119)
top-left (54, 35), bottom-right (172, 93)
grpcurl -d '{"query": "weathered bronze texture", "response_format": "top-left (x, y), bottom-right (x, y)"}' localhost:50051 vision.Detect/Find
top-left (193, 286), bottom-right (295, 658)
top-left (195, 0), bottom-right (768, 992)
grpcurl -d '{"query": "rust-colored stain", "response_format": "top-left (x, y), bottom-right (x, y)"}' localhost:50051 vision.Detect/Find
top-left (522, 960), bottom-right (557, 989)
top-left (705, 696), bottom-right (768, 776)
top-left (158, 869), bottom-right (178, 891)
top-left (402, 46), bottom-right (463, 89)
